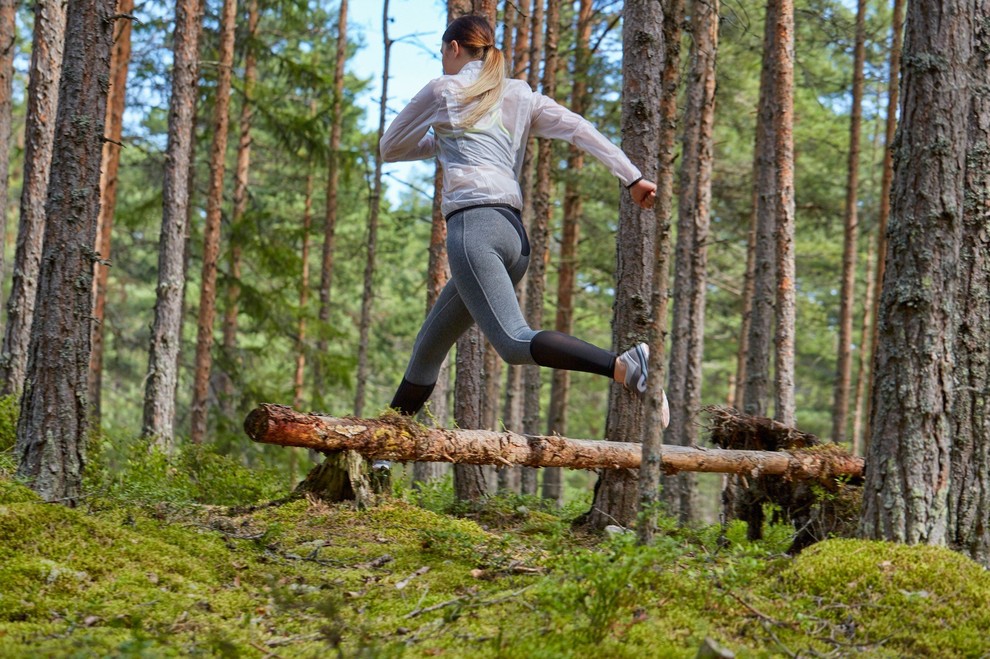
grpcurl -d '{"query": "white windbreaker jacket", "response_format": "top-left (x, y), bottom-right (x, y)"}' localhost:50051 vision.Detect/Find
top-left (380, 60), bottom-right (642, 218)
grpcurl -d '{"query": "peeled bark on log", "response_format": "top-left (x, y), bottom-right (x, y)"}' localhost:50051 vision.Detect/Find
top-left (245, 404), bottom-right (862, 484)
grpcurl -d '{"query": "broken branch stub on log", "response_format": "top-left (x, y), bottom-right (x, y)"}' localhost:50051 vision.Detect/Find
top-left (244, 404), bottom-right (863, 483)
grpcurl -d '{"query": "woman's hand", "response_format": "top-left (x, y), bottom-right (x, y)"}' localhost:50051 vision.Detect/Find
top-left (630, 179), bottom-right (657, 210)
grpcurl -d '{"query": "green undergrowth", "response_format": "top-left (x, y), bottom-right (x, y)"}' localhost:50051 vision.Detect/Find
top-left (1, 464), bottom-right (988, 659)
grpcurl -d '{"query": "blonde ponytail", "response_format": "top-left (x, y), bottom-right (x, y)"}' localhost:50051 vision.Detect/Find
top-left (459, 47), bottom-right (506, 127)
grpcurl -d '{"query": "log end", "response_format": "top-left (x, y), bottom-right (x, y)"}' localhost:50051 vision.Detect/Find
top-left (244, 404), bottom-right (293, 442)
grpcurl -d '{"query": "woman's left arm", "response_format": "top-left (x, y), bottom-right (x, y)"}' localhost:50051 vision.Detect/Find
top-left (380, 80), bottom-right (441, 162)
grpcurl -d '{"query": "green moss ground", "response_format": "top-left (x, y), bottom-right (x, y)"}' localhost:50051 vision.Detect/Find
top-left (1, 468), bottom-right (988, 658)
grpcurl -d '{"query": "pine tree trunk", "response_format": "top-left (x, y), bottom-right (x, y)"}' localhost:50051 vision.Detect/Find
top-left (314, 0), bottom-right (347, 407)
top-left (473, 0), bottom-right (497, 23)
top-left (831, 0), bottom-right (866, 444)
top-left (588, 0), bottom-right (664, 531)
top-left (15, 0), bottom-right (116, 504)
top-left (949, 27), bottom-right (990, 564)
top-left (663, 0), bottom-right (718, 525)
top-left (190, 0), bottom-right (238, 444)
top-left (294, 170), bottom-right (314, 411)
top-left (219, 0), bottom-right (260, 423)
top-left (741, 0), bottom-right (778, 419)
top-left (544, 0), bottom-right (593, 506)
top-left (143, 0), bottom-right (202, 448)
top-left (859, 0), bottom-right (971, 545)
top-left (355, 0), bottom-right (391, 418)
top-left (772, 0), bottom-right (796, 427)
top-left (0, 0), bottom-right (66, 397)
top-left (850, 241), bottom-right (875, 455)
top-left (89, 0), bottom-right (134, 426)
top-left (0, 0), bottom-right (16, 296)
top-left (865, 0), bottom-right (905, 449)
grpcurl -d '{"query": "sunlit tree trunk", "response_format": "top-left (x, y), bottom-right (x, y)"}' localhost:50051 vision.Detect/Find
top-left (0, 0), bottom-right (16, 301)
top-left (865, 0), bottom-right (905, 448)
top-left (314, 0), bottom-right (347, 407)
top-left (662, 0), bottom-right (718, 525)
top-left (544, 0), bottom-right (592, 506)
top-left (0, 0), bottom-right (66, 397)
top-left (190, 0), bottom-right (238, 444)
top-left (588, 0), bottom-right (664, 530)
top-left (291, 169), bottom-right (314, 486)
top-left (831, 0), bottom-right (867, 444)
top-left (143, 0), bottom-right (203, 448)
top-left (219, 0), bottom-right (259, 423)
top-left (860, 0), bottom-right (971, 545)
top-left (89, 0), bottom-right (134, 426)
top-left (15, 0), bottom-right (116, 503)
top-left (851, 241), bottom-right (875, 455)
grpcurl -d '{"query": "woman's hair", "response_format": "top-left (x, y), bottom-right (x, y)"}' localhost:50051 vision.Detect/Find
top-left (443, 15), bottom-right (506, 127)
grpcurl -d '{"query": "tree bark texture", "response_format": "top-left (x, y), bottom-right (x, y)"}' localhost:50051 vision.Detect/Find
top-left (851, 242), bottom-right (875, 455)
top-left (544, 0), bottom-right (593, 506)
top-left (143, 0), bottom-right (203, 448)
top-left (771, 0), bottom-right (796, 427)
top-left (355, 0), bottom-right (391, 418)
top-left (741, 0), bottom-right (778, 418)
top-left (638, 0), bottom-right (683, 544)
top-left (865, 0), bottom-right (905, 447)
top-left (859, 0), bottom-right (972, 545)
top-left (831, 0), bottom-right (867, 444)
top-left (314, 0), bottom-right (347, 405)
top-left (245, 404), bottom-right (864, 482)
top-left (295, 170), bottom-right (314, 411)
top-left (948, 0), bottom-right (989, 566)
top-left (663, 0), bottom-right (718, 525)
top-left (588, 0), bottom-right (664, 530)
top-left (0, 0), bottom-right (16, 296)
top-left (15, 0), bottom-right (115, 503)
top-left (1, 0), bottom-right (66, 397)
top-left (219, 0), bottom-right (260, 422)
top-left (190, 0), bottom-right (238, 444)
top-left (90, 0), bottom-right (134, 425)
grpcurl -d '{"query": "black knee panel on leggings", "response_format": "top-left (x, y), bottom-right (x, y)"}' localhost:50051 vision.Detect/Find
top-left (390, 378), bottom-right (436, 416)
top-left (529, 330), bottom-right (615, 378)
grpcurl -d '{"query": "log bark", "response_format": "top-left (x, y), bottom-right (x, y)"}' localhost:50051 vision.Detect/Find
top-left (245, 404), bottom-right (863, 484)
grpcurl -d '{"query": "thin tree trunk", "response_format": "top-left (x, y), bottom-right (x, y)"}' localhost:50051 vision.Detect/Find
top-left (0, 0), bottom-right (16, 306)
top-left (189, 0), bottom-right (238, 444)
top-left (314, 0), bottom-right (347, 407)
top-left (544, 0), bottom-right (593, 506)
top-left (859, 0), bottom-right (971, 545)
top-left (662, 0), bottom-right (718, 526)
top-left (0, 0), bottom-right (66, 397)
top-left (588, 0), bottom-right (664, 531)
top-left (90, 0), bottom-right (134, 425)
top-left (355, 0), bottom-right (391, 418)
top-left (831, 0), bottom-right (867, 444)
top-left (294, 171), bottom-right (314, 411)
top-left (851, 241), bottom-right (875, 455)
top-left (219, 0), bottom-right (260, 422)
top-left (15, 0), bottom-right (116, 504)
top-left (864, 0), bottom-right (905, 448)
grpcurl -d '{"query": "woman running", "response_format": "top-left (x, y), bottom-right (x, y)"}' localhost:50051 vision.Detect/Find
top-left (381, 15), bottom-right (667, 424)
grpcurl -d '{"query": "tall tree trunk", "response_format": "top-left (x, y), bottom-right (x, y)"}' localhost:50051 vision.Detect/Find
top-left (190, 0), bottom-right (238, 444)
top-left (859, 0), bottom-right (971, 545)
top-left (474, 0), bottom-right (497, 23)
top-left (851, 241), bottom-right (875, 455)
top-left (90, 0), bottom-right (134, 425)
top-left (662, 0), bottom-right (718, 525)
top-left (544, 0), bottom-right (593, 506)
top-left (143, 0), bottom-right (203, 448)
top-left (0, 0), bottom-right (16, 301)
top-left (219, 0), bottom-right (260, 422)
top-left (588, 0), bottom-right (664, 531)
top-left (831, 0), bottom-right (867, 444)
top-left (733, 168), bottom-right (759, 411)
top-left (0, 0), bottom-right (66, 397)
top-left (294, 171), bottom-right (314, 412)
top-left (865, 0), bottom-right (905, 448)
top-left (355, 0), bottom-right (391, 418)
top-left (772, 0), bottom-right (796, 427)
top-left (15, 0), bottom-right (116, 503)
top-left (314, 0), bottom-right (347, 407)
top-left (949, 15), bottom-right (989, 564)
top-left (517, 0), bottom-right (543, 497)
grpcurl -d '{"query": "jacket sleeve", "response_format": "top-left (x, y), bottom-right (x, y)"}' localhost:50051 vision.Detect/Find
top-left (380, 79), bottom-right (441, 162)
top-left (529, 92), bottom-right (642, 187)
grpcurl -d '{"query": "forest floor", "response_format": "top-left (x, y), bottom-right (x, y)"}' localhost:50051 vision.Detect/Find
top-left (1, 437), bottom-right (989, 658)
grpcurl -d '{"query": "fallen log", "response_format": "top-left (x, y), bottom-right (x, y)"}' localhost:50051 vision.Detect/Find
top-left (244, 404), bottom-right (863, 483)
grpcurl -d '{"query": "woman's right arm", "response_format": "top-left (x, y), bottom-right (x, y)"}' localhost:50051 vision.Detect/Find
top-left (380, 79), bottom-right (442, 162)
